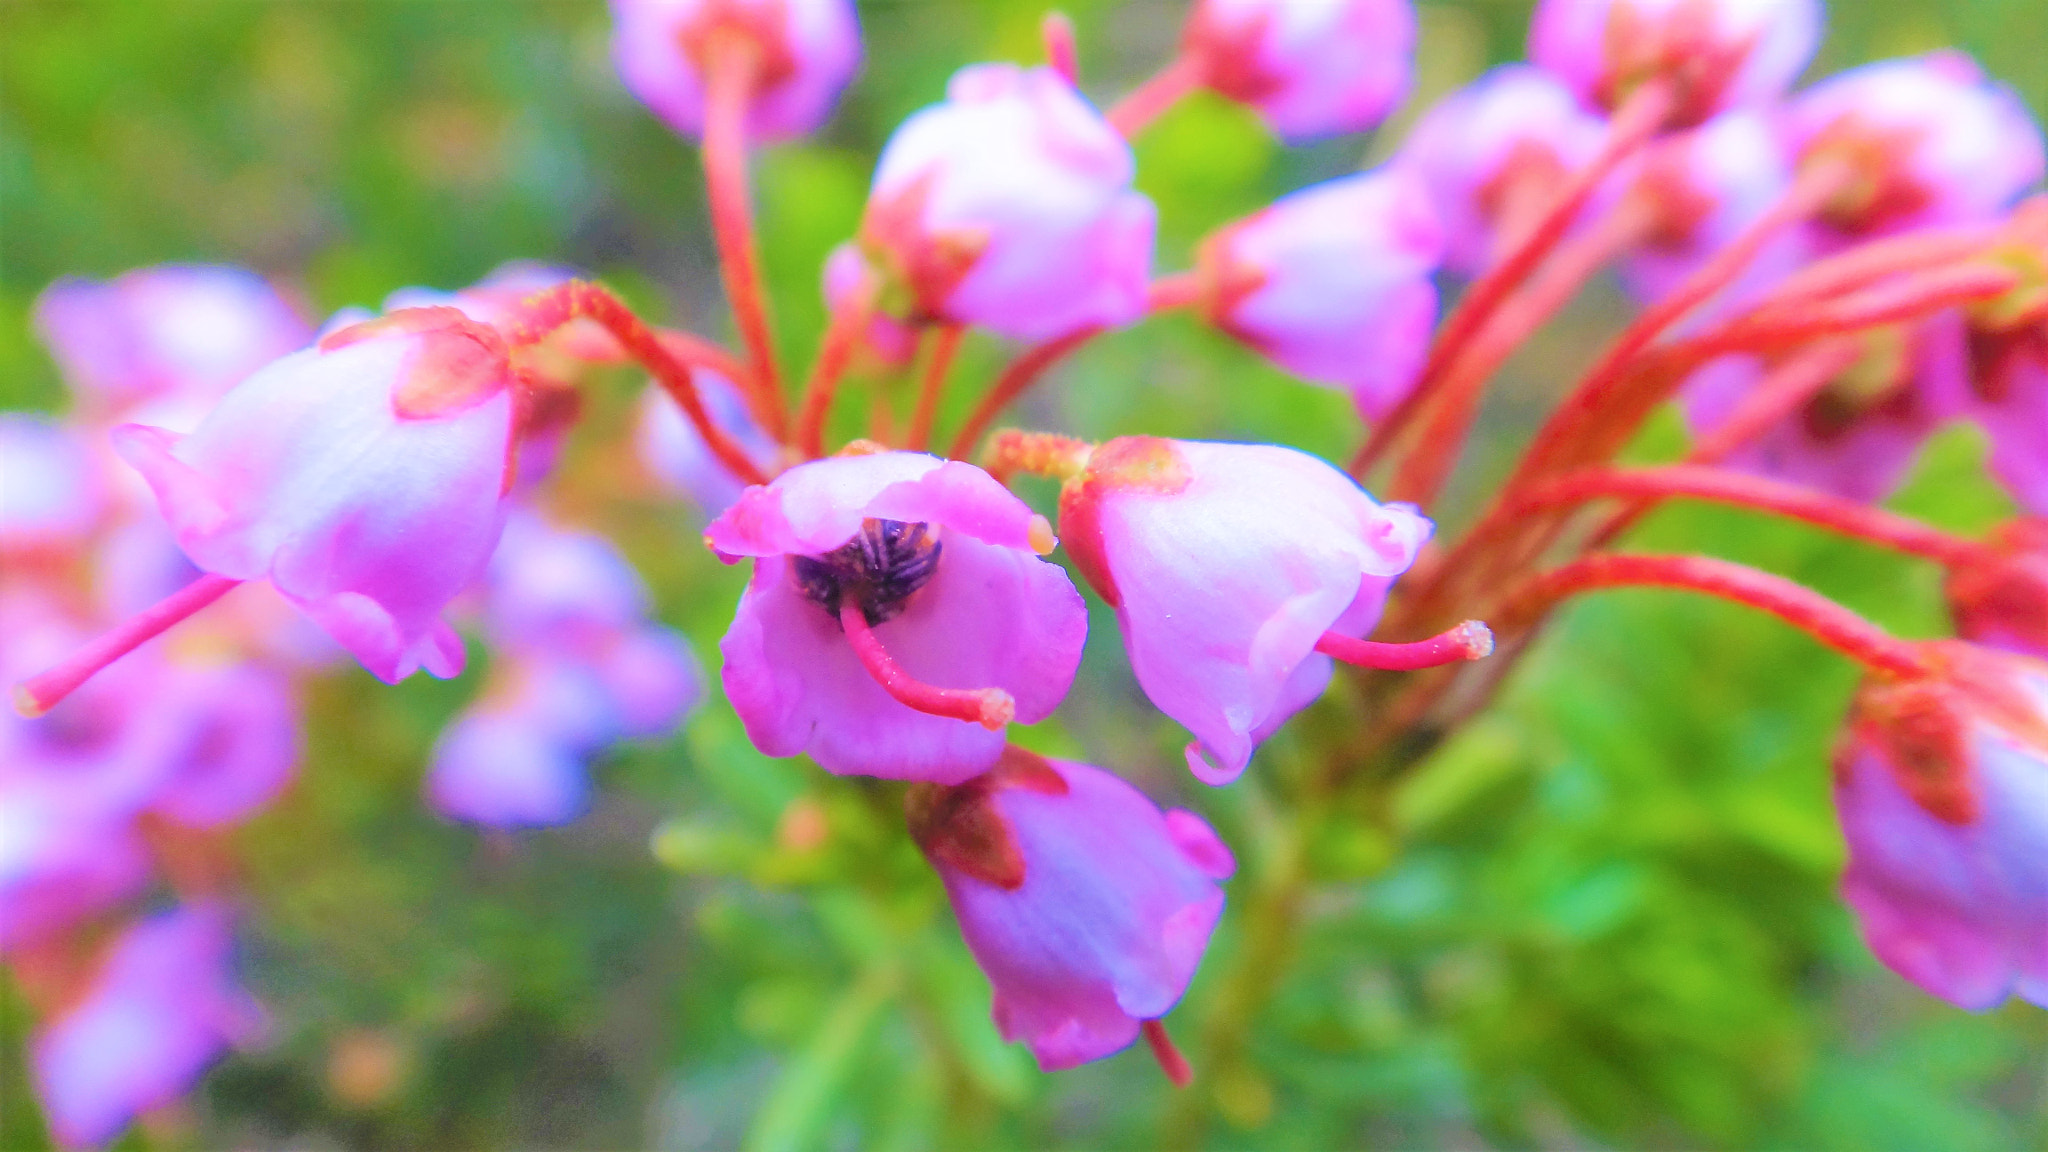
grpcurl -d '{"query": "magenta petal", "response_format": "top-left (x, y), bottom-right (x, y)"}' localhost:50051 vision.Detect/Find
top-left (110, 424), bottom-right (240, 570)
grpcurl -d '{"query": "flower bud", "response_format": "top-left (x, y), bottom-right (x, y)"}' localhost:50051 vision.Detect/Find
top-left (859, 64), bottom-right (1156, 341)
top-left (1835, 642), bottom-right (2048, 1010)
top-left (1058, 438), bottom-right (1431, 784)
top-left (1791, 52), bottom-right (2045, 240)
top-left (1198, 166), bottom-right (1444, 418)
top-left (1181, 0), bottom-right (1415, 143)
top-left (31, 903), bottom-right (264, 1149)
top-left (909, 747), bottom-right (1235, 1071)
top-left (707, 451), bottom-right (1085, 783)
top-left (1396, 65), bottom-right (1608, 276)
top-left (609, 0), bottom-right (861, 141)
top-left (1529, 0), bottom-right (1822, 127)
top-left (112, 307), bottom-right (521, 683)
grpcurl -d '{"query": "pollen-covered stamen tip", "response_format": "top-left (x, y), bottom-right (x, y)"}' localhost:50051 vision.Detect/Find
top-left (1315, 619), bottom-right (1495, 672)
top-left (1142, 1019), bottom-right (1193, 1089)
top-left (838, 600), bottom-right (1016, 730)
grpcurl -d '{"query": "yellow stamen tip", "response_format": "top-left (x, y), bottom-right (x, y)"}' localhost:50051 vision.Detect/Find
top-left (1027, 514), bottom-right (1058, 556)
top-left (13, 683), bottom-right (49, 719)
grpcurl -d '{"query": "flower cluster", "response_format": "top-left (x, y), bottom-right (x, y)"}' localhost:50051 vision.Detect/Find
top-left (14, 0), bottom-right (2048, 1142)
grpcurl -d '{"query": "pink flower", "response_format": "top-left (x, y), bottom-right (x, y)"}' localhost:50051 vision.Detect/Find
top-left (909, 747), bottom-right (1235, 1071)
top-left (34, 265), bottom-right (310, 410)
top-left (1197, 166), bottom-right (1444, 418)
top-left (1619, 110), bottom-right (1813, 304)
top-left (1058, 438), bottom-right (1431, 785)
top-left (0, 417), bottom-right (103, 552)
top-left (32, 903), bottom-right (264, 1149)
top-left (1791, 52), bottom-right (2045, 240)
top-left (609, 0), bottom-right (861, 141)
top-left (858, 64), bottom-right (1156, 341)
top-left (1681, 313), bottom-right (1971, 503)
top-left (1181, 0), bottom-right (1415, 143)
top-left (1396, 65), bottom-right (1608, 276)
top-left (1529, 0), bottom-right (1822, 127)
top-left (112, 307), bottom-right (521, 684)
top-left (1833, 644), bottom-right (2048, 1010)
top-left (637, 376), bottom-right (781, 520)
top-left (707, 450), bottom-right (1086, 783)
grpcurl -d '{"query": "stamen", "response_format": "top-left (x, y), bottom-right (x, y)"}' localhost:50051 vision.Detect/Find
top-left (1315, 621), bottom-right (1494, 671)
top-left (838, 601), bottom-right (1014, 730)
top-left (13, 573), bottom-right (241, 718)
top-left (1141, 1019), bottom-right (1193, 1089)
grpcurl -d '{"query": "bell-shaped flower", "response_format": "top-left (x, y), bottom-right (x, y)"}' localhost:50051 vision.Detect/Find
top-left (1791, 51), bottom-right (2045, 241)
top-left (109, 307), bottom-right (520, 684)
top-left (637, 375), bottom-right (781, 521)
top-left (1058, 438), bottom-right (1432, 785)
top-left (32, 903), bottom-right (265, 1150)
top-left (1180, 0), bottom-right (1415, 143)
top-left (1529, 0), bottom-right (1822, 127)
top-left (708, 450), bottom-right (1086, 783)
top-left (908, 747), bottom-right (1235, 1072)
top-left (427, 512), bottom-right (702, 827)
top-left (33, 264), bottom-right (310, 411)
top-left (857, 63), bottom-right (1156, 342)
top-left (1395, 64), bottom-right (1608, 275)
top-left (1681, 313), bottom-right (1972, 503)
top-left (609, 0), bottom-right (861, 141)
top-left (1620, 110), bottom-right (1813, 304)
top-left (1196, 166), bottom-right (1444, 418)
top-left (1833, 642), bottom-right (2048, 1010)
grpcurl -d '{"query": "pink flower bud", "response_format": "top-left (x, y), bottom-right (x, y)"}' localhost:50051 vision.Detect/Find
top-left (1620, 110), bottom-right (1812, 303)
top-left (908, 748), bottom-right (1234, 1071)
top-left (33, 265), bottom-right (310, 410)
top-left (1834, 643), bottom-right (2048, 1010)
top-left (32, 903), bottom-right (264, 1150)
top-left (1198, 166), bottom-right (1444, 418)
top-left (1791, 52), bottom-right (2045, 239)
top-left (1529, 0), bottom-right (1822, 127)
top-left (707, 450), bottom-right (1085, 783)
top-left (860, 64), bottom-right (1156, 341)
top-left (609, 0), bottom-right (861, 141)
top-left (1396, 65), bottom-right (1608, 276)
top-left (1182, 0), bottom-right (1415, 143)
top-left (1058, 438), bottom-right (1431, 785)
top-left (111, 307), bottom-right (522, 684)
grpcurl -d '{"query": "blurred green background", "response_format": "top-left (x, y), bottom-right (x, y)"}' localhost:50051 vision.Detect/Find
top-left (6, 1), bottom-right (2048, 1148)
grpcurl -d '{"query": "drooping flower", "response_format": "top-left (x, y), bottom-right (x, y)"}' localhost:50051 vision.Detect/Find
top-left (1196, 166), bottom-right (1444, 418)
top-left (111, 307), bottom-right (521, 683)
top-left (857, 63), bottom-right (1156, 342)
top-left (1833, 643), bottom-right (2048, 1010)
top-left (33, 265), bottom-right (310, 410)
top-left (427, 511), bottom-right (701, 827)
top-left (908, 746), bottom-right (1235, 1071)
top-left (1529, 0), bottom-right (1822, 127)
top-left (1057, 438), bottom-right (1432, 785)
top-left (1179, 0), bottom-right (1415, 143)
top-left (609, 0), bottom-right (862, 142)
top-left (637, 375), bottom-right (781, 520)
top-left (708, 450), bottom-right (1086, 783)
top-left (1395, 64), bottom-right (1608, 275)
top-left (31, 903), bottom-right (264, 1149)
top-left (1790, 52), bottom-right (2045, 242)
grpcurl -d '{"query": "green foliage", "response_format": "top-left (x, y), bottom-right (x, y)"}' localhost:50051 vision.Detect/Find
top-left (8, 1), bottom-right (2048, 1149)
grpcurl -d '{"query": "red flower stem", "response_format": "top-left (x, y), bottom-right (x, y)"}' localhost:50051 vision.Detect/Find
top-left (1316, 621), bottom-right (1495, 671)
top-left (1386, 198), bottom-right (1659, 505)
top-left (1762, 225), bottom-right (1998, 315)
top-left (1684, 339), bottom-right (1864, 466)
top-left (1349, 78), bottom-right (1674, 479)
top-left (980, 429), bottom-right (1095, 483)
top-left (947, 325), bottom-right (1102, 460)
top-left (1672, 263), bottom-right (2022, 364)
top-left (511, 281), bottom-right (773, 485)
top-left (14, 573), bottom-right (241, 717)
top-left (1147, 271), bottom-right (1204, 312)
top-left (654, 328), bottom-right (750, 385)
top-left (1501, 465), bottom-right (1989, 566)
top-left (1142, 1019), bottom-right (1194, 1089)
top-left (838, 601), bottom-right (1016, 729)
top-left (1494, 552), bottom-right (1930, 680)
top-left (1502, 157), bottom-right (1855, 488)
top-left (1042, 11), bottom-right (1080, 85)
top-left (906, 324), bottom-right (966, 452)
top-left (1107, 54), bottom-right (1206, 139)
top-left (702, 42), bottom-right (787, 439)
top-left (794, 283), bottom-right (879, 458)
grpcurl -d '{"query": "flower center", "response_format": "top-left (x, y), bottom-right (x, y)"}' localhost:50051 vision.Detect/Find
top-left (792, 518), bottom-right (943, 625)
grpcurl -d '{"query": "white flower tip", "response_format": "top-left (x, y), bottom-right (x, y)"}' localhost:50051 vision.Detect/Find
top-left (978, 689), bottom-right (1018, 731)
top-left (1454, 620), bottom-right (1495, 660)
